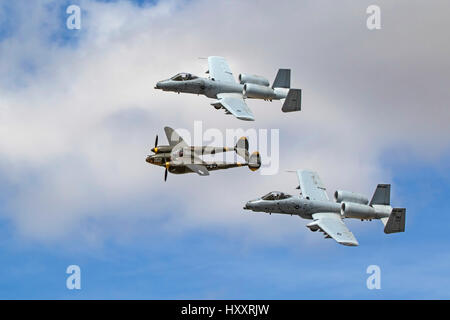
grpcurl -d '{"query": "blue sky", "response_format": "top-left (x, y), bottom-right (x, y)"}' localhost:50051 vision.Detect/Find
top-left (1, 156), bottom-right (450, 299)
top-left (0, 0), bottom-right (449, 299)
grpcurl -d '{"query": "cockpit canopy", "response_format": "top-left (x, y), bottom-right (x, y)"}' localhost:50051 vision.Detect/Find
top-left (170, 73), bottom-right (198, 81)
top-left (261, 191), bottom-right (292, 201)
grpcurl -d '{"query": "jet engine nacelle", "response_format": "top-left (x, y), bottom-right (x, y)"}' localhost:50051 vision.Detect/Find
top-left (243, 83), bottom-right (276, 100)
top-left (334, 190), bottom-right (369, 205)
top-left (340, 202), bottom-right (374, 219)
top-left (239, 74), bottom-right (270, 87)
top-left (340, 202), bottom-right (390, 220)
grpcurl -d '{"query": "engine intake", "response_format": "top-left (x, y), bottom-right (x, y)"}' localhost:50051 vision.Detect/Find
top-left (334, 190), bottom-right (369, 205)
top-left (239, 74), bottom-right (270, 87)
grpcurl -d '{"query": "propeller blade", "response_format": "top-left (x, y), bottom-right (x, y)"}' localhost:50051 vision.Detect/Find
top-left (164, 167), bottom-right (168, 181)
top-left (155, 135), bottom-right (158, 148)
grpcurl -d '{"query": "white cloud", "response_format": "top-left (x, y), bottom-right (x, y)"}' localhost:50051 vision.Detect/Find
top-left (0, 0), bottom-right (449, 244)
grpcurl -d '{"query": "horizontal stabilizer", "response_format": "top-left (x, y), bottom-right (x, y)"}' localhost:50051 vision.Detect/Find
top-left (384, 208), bottom-right (406, 234)
top-left (282, 89), bottom-right (301, 112)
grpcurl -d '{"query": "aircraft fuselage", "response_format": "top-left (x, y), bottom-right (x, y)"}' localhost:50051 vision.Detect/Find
top-left (146, 145), bottom-right (245, 175)
top-left (155, 77), bottom-right (243, 99)
top-left (244, 196), bottom-right (391, 221)
top-left (244, 196), bottom-right (339, 220)
top-left (155, 77), bottom-right (289, 101)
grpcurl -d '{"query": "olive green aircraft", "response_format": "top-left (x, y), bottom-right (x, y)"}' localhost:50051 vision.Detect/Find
top-left (146, 127), bottom-right (261, 181)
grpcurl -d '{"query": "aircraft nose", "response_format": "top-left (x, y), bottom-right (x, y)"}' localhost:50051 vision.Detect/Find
top-left (146, 156), bottom-right (153, 163)
top-left (155, 81), bottom-right (169, 90)
top-left (244, 199), bottom-right (257, 210)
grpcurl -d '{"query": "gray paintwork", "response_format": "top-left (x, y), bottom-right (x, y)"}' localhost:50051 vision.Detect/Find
top-left (243, 170), bottom-right (406, 246)
top-left (154, 56), bottom-right (301, 121)
top-left (156, 74), bottom-right (242, 99)
top-left (245, 193), bottom-right (341, 220)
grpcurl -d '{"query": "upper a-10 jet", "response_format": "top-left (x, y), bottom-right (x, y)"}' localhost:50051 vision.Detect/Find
top-left (155, 56), bottom-right (302, 121)
top-left (146, 126), bottom-right (261, 181)
top-left (244, 170), bottom-right (406, 246)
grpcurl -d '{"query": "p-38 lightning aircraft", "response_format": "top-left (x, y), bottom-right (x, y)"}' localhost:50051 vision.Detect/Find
top-left (146, 127), bottom-right (261, 181)
top-left (154, 56), bottom-right (302, 121)
top-left (244, 170), bottom-right (406, 246)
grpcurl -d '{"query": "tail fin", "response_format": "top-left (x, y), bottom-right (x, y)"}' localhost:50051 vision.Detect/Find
top-left (272, 69), bottom-right (291, 88)
top-left (248, 151), bottom-right (261, 171)
top-left (370, 184), bottom-right (390, 205)
top-left (234, 137), bottom-right (249, 161)
top-left (282, 89), bottom-right (302, 112)
top-left (373, 185), bottom-right (406, 234)
top-left (382, 208), bottom-right (406, 234)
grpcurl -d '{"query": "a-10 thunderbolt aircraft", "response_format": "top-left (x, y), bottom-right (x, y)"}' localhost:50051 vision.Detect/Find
top-left (146, 126), bottom-right (261, 181)
top-left (154, 56), bottom-right (302, 121)
top-left (244, 170), bottom-right (406, 246)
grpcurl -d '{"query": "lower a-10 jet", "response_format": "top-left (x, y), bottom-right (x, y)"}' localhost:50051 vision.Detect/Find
top-left (155, 56), bottom-right (302, 121)
top-left (146, 127), bottom-right (261, 181)
top-left (244, 170), bottom-right (406, 246)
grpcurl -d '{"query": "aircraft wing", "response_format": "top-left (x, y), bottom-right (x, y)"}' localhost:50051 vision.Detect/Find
top-left (177, 153), bottom-right (210, 176)
top-left (308, 212), bottom-right (359, 246)
top-left (185, 163), bottom-right (210, 176)
top-left (296, 170), bottom-right (329, 201)
top-left (216, 93), bottom-right (255, 121)
top-left (208, 56), bottom-right (236, 83)
top-left (164, 126), bottom-right (188, 148)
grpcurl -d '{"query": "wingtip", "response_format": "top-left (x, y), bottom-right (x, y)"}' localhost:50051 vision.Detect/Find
top-left (339, 240), bottom-right (359, 247)
top-left (237, 117), bottom-right (255, 121)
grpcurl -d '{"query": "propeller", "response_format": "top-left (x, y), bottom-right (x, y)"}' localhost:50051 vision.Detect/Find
top-left (152, 135), bottom-right (158, 153)
top-left (164, 162), bottom-right (169, 182)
